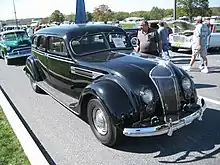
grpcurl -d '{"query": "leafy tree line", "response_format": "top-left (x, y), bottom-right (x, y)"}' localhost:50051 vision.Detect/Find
top-left (48, 0), bottom-right (220, 23)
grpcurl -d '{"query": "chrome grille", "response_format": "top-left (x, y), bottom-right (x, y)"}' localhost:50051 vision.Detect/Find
top-left (173, 35), bottom-right (185, 43)
top-left (149, 62), bottom-right (181, 122)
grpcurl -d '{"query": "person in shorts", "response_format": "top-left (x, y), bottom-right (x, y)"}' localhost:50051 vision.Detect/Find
top-left (182, 16), bottom-right (211, 73)
top-left (136, 20), bottom-right (162, 57)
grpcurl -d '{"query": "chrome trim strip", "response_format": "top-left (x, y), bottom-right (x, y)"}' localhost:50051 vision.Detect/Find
top-left (11, 46), bottom-right (31, 52)
top-left (149, 62), bottom-right (181, 122)
top-left (32, 49), bottom-right (74, 64)
top-left (123, 99), bottom-right (206, 137)
top-left (70, 66), bottom-right (105, 79)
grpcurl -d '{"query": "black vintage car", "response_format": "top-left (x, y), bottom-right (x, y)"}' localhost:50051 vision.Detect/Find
top-left (24, 24), bottom-right (206, 147)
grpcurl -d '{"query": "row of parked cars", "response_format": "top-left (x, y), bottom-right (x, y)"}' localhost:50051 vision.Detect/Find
top-left (125, 20), bottom-right (220, 52)
top-left (1, 24), bottom-right (206, 147)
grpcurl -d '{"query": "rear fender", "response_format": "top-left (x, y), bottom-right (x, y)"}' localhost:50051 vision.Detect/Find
top-left (24, 55), bottom-right (42, 81)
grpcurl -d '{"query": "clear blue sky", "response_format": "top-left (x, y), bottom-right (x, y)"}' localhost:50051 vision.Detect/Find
top-left (0, 0), bottom-right (219, 20)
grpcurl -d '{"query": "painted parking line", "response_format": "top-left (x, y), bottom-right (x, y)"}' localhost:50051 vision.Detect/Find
top-left (0, 86), bottom-right (50, 165)
top-left (199, 95), bottom-right (220, 106)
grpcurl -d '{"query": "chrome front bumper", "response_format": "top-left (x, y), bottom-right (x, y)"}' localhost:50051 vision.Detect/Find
top-left (123, 98), bottom-right (206, 137)
top-left (6, 48), bottom-right (31, 59)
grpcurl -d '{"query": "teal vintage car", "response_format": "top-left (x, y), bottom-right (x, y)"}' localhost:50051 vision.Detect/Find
top-left (0, 29), bottom-right (32, 64)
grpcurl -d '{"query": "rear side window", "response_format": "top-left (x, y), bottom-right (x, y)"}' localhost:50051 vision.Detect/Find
top-left (214, 24), bottom-right (220, 33)
top-left (48, 36), bottom-right (67, 56)
top-left (32, 36), bottom-right (38, 48)
top-left (36, 36), bottom-right (46, 51)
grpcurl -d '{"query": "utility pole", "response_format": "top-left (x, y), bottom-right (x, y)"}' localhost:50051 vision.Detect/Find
top-left (12, 0), bottom-right (18, 28)
top-left (174, 0), bottom-right (177, 20)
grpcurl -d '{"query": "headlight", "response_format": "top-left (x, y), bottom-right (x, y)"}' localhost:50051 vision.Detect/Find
top-left (140, 89), bottom-right (153, 104)
top-left (6, 47), bottom-right (11, 51)
top-left (182, 78), bottom-right (191, 90)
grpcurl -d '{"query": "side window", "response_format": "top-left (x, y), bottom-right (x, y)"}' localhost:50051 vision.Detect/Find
top-left (214, 25), bottom-right (220, 33)
top-left (36, 36), bottom-right (46, 51)
top-left (32, 36), bottom-right (38, 48)
top-left (0, 35), bottom-right (2, 41)
top-left (48, 36), bottom-right (67, 56)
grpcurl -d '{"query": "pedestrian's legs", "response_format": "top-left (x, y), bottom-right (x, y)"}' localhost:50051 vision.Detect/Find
top-left (189, 49), bottom-right (200, 66)
top-left (182, 49), bottom-right (199, 71)
top-left (200, 49), bottom-right (209, 73)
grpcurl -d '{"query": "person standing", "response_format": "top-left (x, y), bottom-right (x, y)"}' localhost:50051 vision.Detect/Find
top-left (26, 25), bottom-right (34, 37)
top-left (158, 21), bottom-right (170, 59)
top-left (34, 23), bottom-right (40, 33)
top-left (182, 16), bottom-right (211, 73)
top-left (136, 20), bottom-right (162, 57)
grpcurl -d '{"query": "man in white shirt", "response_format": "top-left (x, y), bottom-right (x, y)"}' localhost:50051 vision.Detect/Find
top-left (26, 26), bottom-right (33, 37)
top-left (182, 16), bottom-right (211, 73)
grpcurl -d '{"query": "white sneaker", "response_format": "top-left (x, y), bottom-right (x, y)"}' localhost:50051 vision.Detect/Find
top-left (199, 65), bottom-right (204, 70)
top-left (182, 65), bottom-right (191, 71)
top-left (201, 66), bottom-right (209, 73)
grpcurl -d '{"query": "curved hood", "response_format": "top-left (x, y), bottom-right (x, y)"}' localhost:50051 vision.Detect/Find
top-left (78, 51), bottom-right (172, 91)
top-left (3, 39), bottom-right (31, 48)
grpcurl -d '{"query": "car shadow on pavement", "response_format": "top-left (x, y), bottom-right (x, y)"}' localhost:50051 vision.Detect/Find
top-left (195, 83), bottom-right (217, 89)
top-left (115, 108), bottom-right (220, 164)
top-left (7, 58), bottom-right (27, 66)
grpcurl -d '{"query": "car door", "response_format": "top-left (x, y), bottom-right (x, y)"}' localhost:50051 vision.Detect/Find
top-left (209, 24), bottom-right (220, 48)
top-left (32, 35), bottom-right (50, 84)
top-left (47, 36), bottom-right (76, 98)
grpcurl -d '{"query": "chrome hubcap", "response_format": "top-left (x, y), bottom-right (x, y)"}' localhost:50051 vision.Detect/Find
top-left (92, 108), bottom-right (108, 135)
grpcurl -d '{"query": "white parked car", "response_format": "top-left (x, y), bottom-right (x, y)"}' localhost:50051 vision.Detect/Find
top-left (169, 22), bottom-right (220, 52)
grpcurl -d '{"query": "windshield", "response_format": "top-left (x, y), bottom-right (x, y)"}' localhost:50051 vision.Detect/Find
top-left (70, 32), bottom-right (132, 55)
top-left (3, 31), bottom-right (29, 41)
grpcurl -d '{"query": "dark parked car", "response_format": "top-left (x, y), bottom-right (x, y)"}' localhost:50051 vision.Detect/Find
top-left (24, 24), bottom-right (206, 147)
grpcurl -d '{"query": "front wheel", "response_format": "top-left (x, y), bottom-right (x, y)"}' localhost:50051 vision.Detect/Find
top-left (87, 98), bottom-right (122, 147)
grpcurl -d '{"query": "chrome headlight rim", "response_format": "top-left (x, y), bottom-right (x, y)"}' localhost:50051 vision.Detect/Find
top-left (6, 47), bottom-right (11, 51)
top-left (140, 88), bottom-right (154, 104)
top-left (182, 77), bottom-right (192, 90)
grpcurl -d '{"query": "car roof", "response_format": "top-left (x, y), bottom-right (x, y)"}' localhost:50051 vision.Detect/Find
top-left (35, 24), bottom-right (126, 39)
top-left (0, 29), bottom-right (25, 35)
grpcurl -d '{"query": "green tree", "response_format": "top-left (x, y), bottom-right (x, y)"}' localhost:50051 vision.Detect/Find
top-left (177, 0), bottom-right (211, 21)
top-left (50, 10), bottom-right (65, 23)
top-left (130, 11), bottom-right (150, 20)
top-left (114, 12), bottom-right (130, 21)
top-left (93, 4), bottom-right (114, 21)
top-left (150, 7), bottom-right (165, 20)
top-left (86, 12), bottom-right (93, 22)
top-left (65, 13), bottom-right (75, 22)
top-left (211, 7), bottom-right (220, 16)
top-left (164, 9), bottom-right (173, 18)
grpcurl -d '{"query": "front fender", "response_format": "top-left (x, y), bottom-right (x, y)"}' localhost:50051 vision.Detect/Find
top-left (80, 79), bottom-right (139, 129)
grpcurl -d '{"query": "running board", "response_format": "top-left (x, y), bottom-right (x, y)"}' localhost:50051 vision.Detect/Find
top-left (37, 81), bottom-right (79, 114)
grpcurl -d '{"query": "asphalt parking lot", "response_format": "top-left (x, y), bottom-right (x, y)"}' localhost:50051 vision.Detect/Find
top-left (0, 51), bottom-right (220, 165)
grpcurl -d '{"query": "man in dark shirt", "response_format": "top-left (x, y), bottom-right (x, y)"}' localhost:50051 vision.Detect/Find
top-left (136, 20), bottom-right (162, 56)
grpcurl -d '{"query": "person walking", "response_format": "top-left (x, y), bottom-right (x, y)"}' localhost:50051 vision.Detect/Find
top-left (182, 16), bottom-right (211, 73)
top-left (158, 21), bottom-right (170, 59)
top-left (136, 20), bottom-right (162, 57)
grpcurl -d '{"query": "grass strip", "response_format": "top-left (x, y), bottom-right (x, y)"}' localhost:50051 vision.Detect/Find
top-left (0, 106), bottom-right (30, 165)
